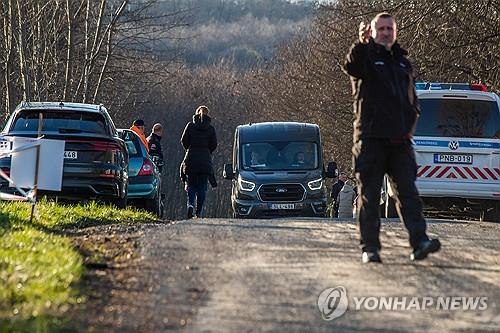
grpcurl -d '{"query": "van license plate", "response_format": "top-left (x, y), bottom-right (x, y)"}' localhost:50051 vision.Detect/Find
top-left (433, 153), bottom-right (472, 164)
top-left (270, 203), bottom-right (295, 210)
top-left (64, 151), bottom-right (78, 159)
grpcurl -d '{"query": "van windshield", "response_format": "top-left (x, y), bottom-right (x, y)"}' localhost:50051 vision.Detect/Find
top-left (415, 99), bottom-right (500, 138)
top-left (241, 141), bottom-right (318, 171)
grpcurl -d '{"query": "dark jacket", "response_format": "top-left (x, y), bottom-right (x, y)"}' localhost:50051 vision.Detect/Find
top-left (331, 179), bottom-right (345, 202)
top-left (147, 133), bottom-right (163, 161)
top-left (342, 39), bottom-right (420, 141)
top-left (181, 114), bottom-right (217, 175)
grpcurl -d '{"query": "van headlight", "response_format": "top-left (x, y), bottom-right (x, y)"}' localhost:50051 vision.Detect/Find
top-left (308, 178), bottom-right (323, 190)
top-left (238, 175), bottom-right (256, 191)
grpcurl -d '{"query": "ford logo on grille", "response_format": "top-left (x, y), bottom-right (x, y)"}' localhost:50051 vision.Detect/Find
top-left (276, 187), bottom-right (288, 193)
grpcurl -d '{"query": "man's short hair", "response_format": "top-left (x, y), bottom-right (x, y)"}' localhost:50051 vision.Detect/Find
top-left (152, 123), bottom-right (162, 132)
top-left (370, 12), bottom-right (394, 31)
top-left (133, 119), bottom-right (144, 126)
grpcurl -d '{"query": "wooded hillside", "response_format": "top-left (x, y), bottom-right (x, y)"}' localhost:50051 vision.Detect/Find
top-left (1, 0), bottom-right (498, 219)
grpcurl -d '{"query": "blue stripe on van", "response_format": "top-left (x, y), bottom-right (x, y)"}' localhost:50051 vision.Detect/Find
top-left (414, 139), bottom-right (499, 149)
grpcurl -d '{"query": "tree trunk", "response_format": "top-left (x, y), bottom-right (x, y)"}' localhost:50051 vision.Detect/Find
top-left (2, 0), bottom-right (15, 117)
top-left (15, 0), bottom-right (30, 101)
top-left (63, 0), bottom-right (74, 101)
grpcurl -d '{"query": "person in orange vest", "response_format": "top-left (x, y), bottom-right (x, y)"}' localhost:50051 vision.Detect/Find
top-left (130, 119), bottom-right (149, 152)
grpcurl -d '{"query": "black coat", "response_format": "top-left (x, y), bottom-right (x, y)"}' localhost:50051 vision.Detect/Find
top-left (147, 133), bottom-right (163, 161)
top-left (342, 39), bottom-right (419, 142)
top-left (181, 114), bottom-right (217, 175)
top-left (331, 179), bottom-right (345, 202)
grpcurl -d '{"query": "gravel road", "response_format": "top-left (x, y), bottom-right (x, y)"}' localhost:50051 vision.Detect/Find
top-left (78, 218), bottom-right (500, 332)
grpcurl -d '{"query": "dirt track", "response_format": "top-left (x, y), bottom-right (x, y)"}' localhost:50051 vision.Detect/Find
top-left (77, 218), bottom-right (500, 332)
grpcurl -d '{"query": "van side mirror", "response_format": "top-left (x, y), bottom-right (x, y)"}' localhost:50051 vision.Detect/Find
top-left (223, 163), bottom-right (234, 180)
top-left (325, 162), bottom-right (338, 178)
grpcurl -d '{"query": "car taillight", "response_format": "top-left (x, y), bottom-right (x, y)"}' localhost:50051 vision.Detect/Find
top-left (470, 83), bottom-right (488, 92)
top-left (138, 158), bottom-right (153, 176)
top-left (66, 139), bottom-right (122, 152)
top-left (0, 167), bottom-right (10, 177)
top-left (91, 141), bottom-right (122, 152)
top-left (99, 169), bottom-right (117, 178)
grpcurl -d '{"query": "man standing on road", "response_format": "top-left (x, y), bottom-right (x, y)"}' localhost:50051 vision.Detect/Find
top-left (331, 172), bottom-right (347, 218)
top-left (147, 123), bottom-right (164, 173)
top-left (342, 12), bottom-right (440, 263)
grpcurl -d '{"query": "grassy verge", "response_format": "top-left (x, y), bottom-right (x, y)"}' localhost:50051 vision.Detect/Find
top-left (0, 200), bottom-right (157, 332)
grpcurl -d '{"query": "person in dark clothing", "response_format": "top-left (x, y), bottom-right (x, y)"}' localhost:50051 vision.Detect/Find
top-left (180, 105), bottom-right (217, 219)
top-left (147, 123), bottom-right (164, 172)
top-left (331, 172), bottom-right (347, 218)
top-left (342, 12), bottom-right (440, 263)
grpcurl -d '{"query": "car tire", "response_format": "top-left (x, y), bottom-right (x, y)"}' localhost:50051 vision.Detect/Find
top-left (144, 194), bottom-right (162, 217)
top-left (109, 182), bottom-right (128, 209)
top-left (110, 196), bottom-right (127, 209)
top-left (385, 196), bottom-right (398, 218)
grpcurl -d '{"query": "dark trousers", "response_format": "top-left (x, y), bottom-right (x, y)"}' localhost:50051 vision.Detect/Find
top-left (186, 174), bottom-right (208, 216)
top-left (353, 139), bottom-right (429, 252)
top-left (333, 201), bottom-right (340, 218)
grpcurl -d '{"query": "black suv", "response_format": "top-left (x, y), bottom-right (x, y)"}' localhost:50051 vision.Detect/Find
top-left (0, 102), bottom-right (128, 207)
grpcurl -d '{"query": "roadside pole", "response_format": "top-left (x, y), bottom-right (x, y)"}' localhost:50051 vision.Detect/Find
top-left (30, 112), bottom-right (43, 223)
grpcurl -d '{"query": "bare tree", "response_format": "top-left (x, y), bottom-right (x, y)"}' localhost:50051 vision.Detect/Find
top-left (0, 0), bottom-right (189, 119)
top-left (1, 0), bottom-right (15, 118)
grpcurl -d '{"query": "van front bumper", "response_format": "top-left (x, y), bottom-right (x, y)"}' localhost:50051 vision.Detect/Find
top-left (232, 198), bottom-right (327, 218)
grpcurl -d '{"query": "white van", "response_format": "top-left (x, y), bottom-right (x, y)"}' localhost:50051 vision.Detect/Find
top-left (384, 83), bottom-right (500, 221)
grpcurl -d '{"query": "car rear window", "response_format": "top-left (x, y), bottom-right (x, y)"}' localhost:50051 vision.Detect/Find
top-left (11, 109), bottom-right (109, 135)
top-left (121, 130), bottom-right (143, 157)
top-left (416, 99), bottom-right (500, 138)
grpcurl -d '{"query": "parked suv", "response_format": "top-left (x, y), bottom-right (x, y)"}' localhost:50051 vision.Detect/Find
top-left (118, 129), bottom-right (164, 217)
top-left (223, 122), bottom-right (337, 218)
top-left (0, 102), bottom-right (128, 207)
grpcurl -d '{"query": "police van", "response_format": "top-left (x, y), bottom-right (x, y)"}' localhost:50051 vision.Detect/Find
top-left (384, 82), bottom-right (500, 221)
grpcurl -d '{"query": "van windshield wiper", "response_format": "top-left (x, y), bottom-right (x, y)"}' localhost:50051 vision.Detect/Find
top-left (245, 165), bottom-right (268, 171)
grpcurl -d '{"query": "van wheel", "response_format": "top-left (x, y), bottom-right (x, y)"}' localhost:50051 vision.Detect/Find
top-left (483, 202), bottom-right (500, 222)
top-left (385, 196), bottom-right (398, 218)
